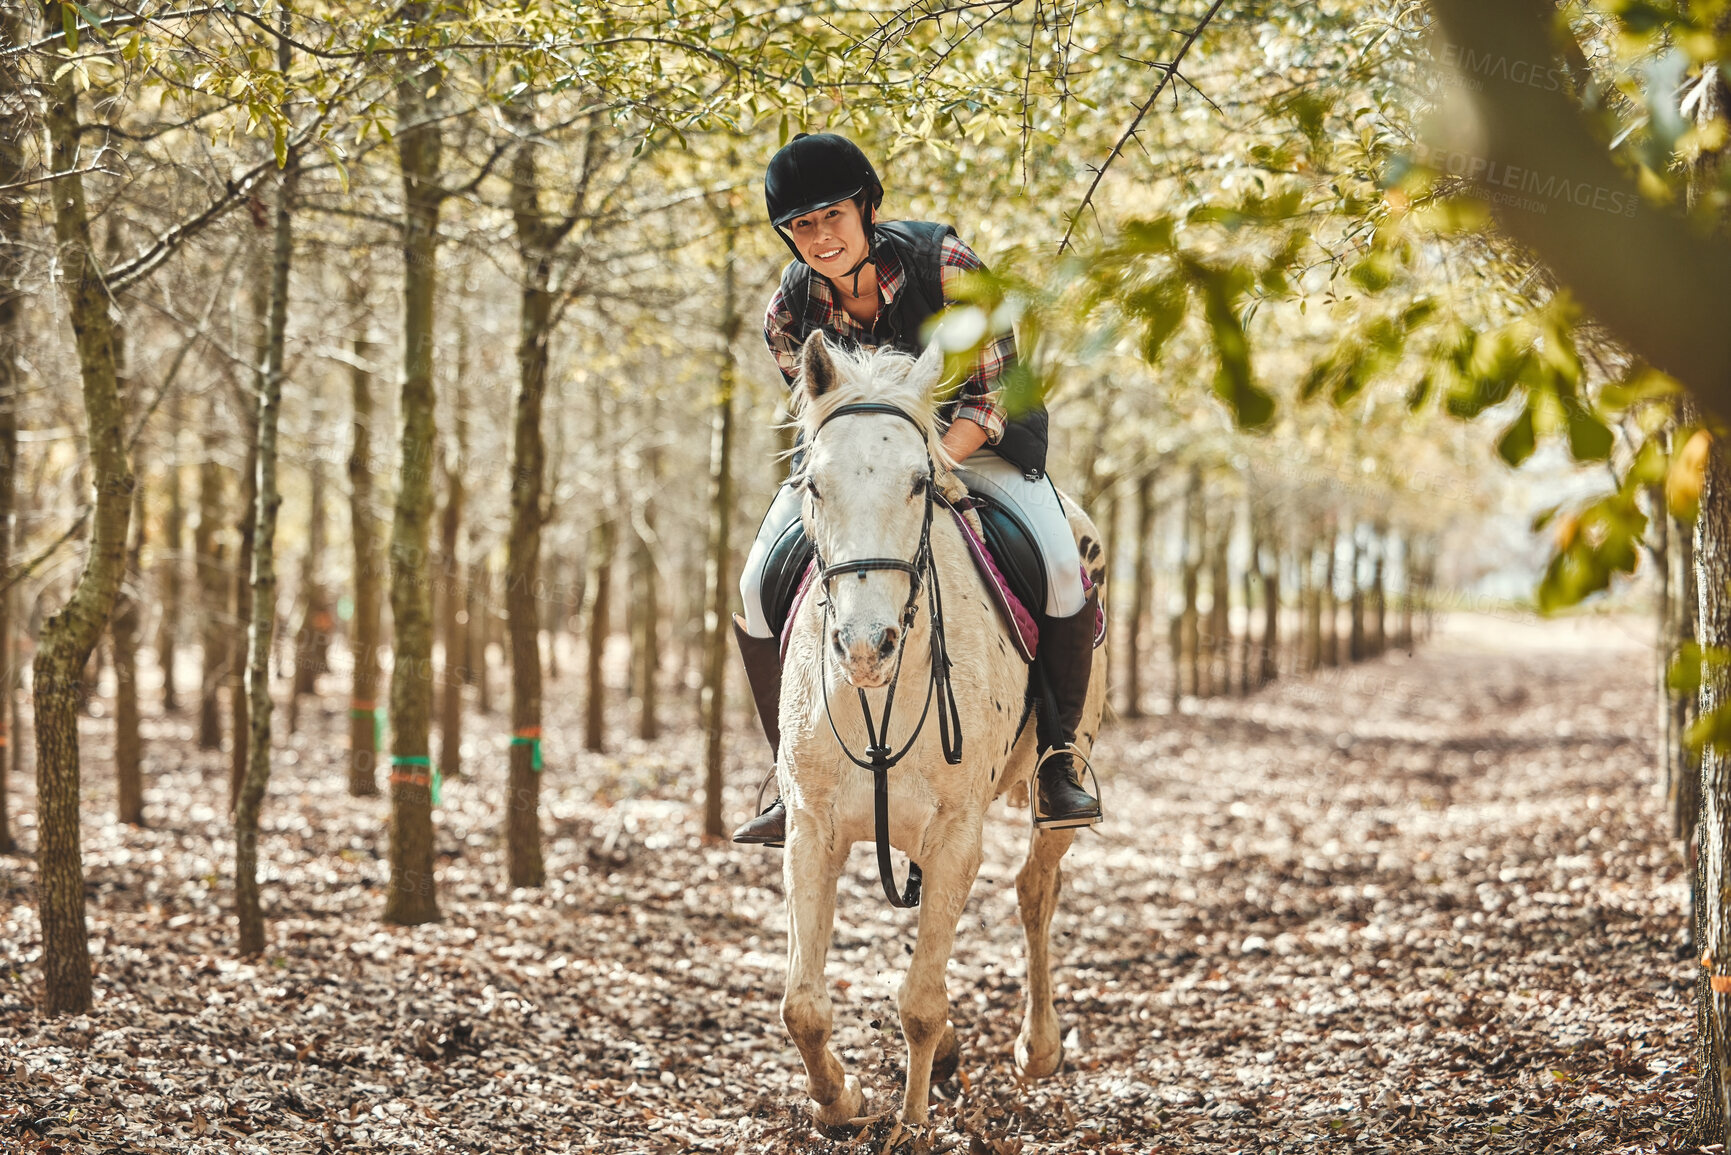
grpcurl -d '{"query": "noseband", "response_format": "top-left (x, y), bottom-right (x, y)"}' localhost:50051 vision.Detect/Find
top-left (807, 401), bottom-right (964, 909)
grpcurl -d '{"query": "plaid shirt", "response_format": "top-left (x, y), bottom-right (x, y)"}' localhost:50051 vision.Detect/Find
top-left (764, 230), bottom-right (1013, 444)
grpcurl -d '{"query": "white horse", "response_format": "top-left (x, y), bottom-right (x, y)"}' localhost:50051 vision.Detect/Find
top-left (775, 331), bottom-right (1107, 1129)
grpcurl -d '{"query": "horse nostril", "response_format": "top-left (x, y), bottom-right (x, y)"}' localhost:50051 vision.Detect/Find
top-left (876, 627), bottom-right (899, 659)
top-left (831, 628), bottom-right (846, 656)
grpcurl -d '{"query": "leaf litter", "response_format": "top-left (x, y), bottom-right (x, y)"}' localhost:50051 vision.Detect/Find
top-left (0, 615), bottom-right (1696, 1152)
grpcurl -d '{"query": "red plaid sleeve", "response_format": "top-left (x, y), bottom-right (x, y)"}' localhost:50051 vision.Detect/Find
top-left (937, 234), bottom-right (1012, 445)
top-left (763, 281), bottom-right (801, 385)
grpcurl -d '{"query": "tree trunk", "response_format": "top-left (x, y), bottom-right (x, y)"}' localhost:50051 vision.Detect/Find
top-left (33, 35), bottom-right (135, 1014)
top-left (347, 276), bottom-right (383, 797)
top-left (701, 219), bottom-right (739, 839)
top-left (0, 4), bottom-right (23, 852)
top-left (235, 138), bottom-right (296, 957)
top-left (113, 482), bottom-right (146, 826)
top-left (1238, 543), bottom-right (1254, 696)
top-left (1207, 506), bottom-right (1229, 697)
top-left (383, 57), bottom-right (443, 926)
top-left (1124, 471), bottom-right (1154, 718)
top-left (289, 408), bottom-right (330, 733)
top-left (1694, 435), bottom-right (1731, 1140)
top-left (473, 559), bottom-right (493, 713)
top-left (437, 393), bottom-right (464, 781)
top-left (583, 512), bottom-right (615, 753)
top-left (156, 389), bottom-right (185, 712)
top-left (195, 400), bottom-right (229, 751)
top-left (1302, 538), bottom-right (1321, 673)
top-left (503, 114), bottom-right (554, 889)
top-left (1397, 534), bottom-right (1416, 653)
top-left (1102, 483), bottom-right (1122, 704)
top-left (1349, 527), bottom-right (1367, 663)
top-left (230, 296), bottom-right (261, 812)
top-left (1321, 527), bottom-right (1339, 668)
top-left (1260, 539), bottom-right (1280, 687)
top-left (1180, 467), bottom-right (1201, 701)
top-left (632, 451), bottom-right (662, 741)
top-left (1371, 528), bottom-right (1387, 658)
top-left (1678, 514), bottom-right (1702, 845)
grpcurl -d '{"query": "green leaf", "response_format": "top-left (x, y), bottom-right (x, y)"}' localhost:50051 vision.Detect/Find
top-left (1566, 406), bottom-right (1614, 461)
top-left (1349, 252), bottom-right (1394, 292)
top-left (1497, 405), bottom-right (1537, 467)
top-left (1687, 704), bottom-right (1731, 756)
top-left (69, 0), bottom-right (105, 41)
top-left (1123, 277), bottom-right (1187, 364)
top-left (1670, 642), bottom-right (1705, 695)
top-left (61, 2), bottom-right (78, 52)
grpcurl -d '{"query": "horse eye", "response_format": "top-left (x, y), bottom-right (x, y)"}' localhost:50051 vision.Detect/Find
top-left (912, 475), bottom-right (929, 497)
top-left (805, 478), bottom-right (822, 501)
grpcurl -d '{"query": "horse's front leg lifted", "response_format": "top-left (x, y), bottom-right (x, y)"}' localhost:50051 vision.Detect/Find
top-left (781, 815), bottom-right (862, 1128)
top-left (898, 839), bottom-right (982, 1124)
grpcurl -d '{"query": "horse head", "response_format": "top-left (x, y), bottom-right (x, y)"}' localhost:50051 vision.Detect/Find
top-left (792, 332), bottom-right (953, 689)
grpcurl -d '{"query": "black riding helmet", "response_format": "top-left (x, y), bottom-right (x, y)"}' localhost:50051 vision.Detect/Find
top-left (764, 133), bottom-right (885, 291)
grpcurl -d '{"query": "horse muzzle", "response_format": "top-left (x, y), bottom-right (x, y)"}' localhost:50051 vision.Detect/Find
top-left (830, 622), bottom-right (902, 688)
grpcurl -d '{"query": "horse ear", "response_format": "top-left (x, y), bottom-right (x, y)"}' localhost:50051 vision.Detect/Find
top-left (801, 332), bottom-right (839, 400)
top-left (911, 337), bottom-right (946, 401)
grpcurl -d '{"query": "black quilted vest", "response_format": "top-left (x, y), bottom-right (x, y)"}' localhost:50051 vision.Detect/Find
top-left (776, 220), bottom-right (1049, 478)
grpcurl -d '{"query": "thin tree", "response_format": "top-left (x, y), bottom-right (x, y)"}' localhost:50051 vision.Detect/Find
top-left (235, 106), bottom-right (297, 956)
top-left (113, 483), bottom-right (146, 825)
top-left (156, 390), bottom-right (185, 712)
top-left (700, 212), bottom-right (739, 839)
top-left (1123, 470), bottom-right (1154, 718)
top-left (437, 381), bottom-right (465, 780)
top-left (383, 44), bottom-right (446, 926)
top-left (346, 270), bottom-right (383, 797)
top-left (288, 394), bottom-right (330, 734)
top-left (501, 102), bottom-right (601, 887)
top-left (0, 0), bottom-right (24, 853)
top-left (34, 4), bottom-right (136, 1012)
top-left (195, 397), bottom-right (229, 750)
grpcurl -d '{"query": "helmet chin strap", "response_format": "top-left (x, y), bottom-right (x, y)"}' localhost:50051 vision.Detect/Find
top-left (840, 218), bottom-right (878, 301)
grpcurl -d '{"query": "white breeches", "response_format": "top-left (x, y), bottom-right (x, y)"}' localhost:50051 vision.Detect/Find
top-left (738, 449), bottom-right (1086, 639)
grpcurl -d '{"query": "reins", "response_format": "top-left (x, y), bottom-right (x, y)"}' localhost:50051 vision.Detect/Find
top-left (808, 402), bottom-right (964, 909)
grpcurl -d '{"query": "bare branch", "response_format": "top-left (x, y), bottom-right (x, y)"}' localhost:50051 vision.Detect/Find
top-left (1058, 0), bottom-right (1228, 254)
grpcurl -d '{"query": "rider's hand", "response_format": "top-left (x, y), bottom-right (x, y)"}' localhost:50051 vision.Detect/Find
top-left (940, 418), bottom-right (989, 464)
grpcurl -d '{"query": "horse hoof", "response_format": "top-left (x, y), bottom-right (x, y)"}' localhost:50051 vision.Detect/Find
top-left (931, 1021), bottom-right (961, 1085)
top-left (813, 1075), bottom-right (865, 1130)
top-left (1013, 1034), bottom-right (1063, 1081)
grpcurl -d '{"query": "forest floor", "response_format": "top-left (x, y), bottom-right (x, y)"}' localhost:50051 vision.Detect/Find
top-left (0, 612), bottom-right (1699, 1154)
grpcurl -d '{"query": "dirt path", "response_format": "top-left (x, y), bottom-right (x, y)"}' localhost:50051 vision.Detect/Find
top-left (0, 614), bottom-right (1694, 1152)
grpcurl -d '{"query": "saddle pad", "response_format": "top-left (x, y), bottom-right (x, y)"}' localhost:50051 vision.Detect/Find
top-left (946, 505), bottom-right (1041, 662)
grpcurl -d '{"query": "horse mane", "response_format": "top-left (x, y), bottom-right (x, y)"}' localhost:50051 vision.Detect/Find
top-left (786, 343), bottom-right (957, 476)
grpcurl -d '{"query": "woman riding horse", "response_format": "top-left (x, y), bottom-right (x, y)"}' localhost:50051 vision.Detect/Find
top-left (731, 131), bottom-right (1103, 844)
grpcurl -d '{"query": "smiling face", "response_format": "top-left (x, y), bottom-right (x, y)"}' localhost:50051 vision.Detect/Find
top-left (785, 198), bottom-right (873, 285)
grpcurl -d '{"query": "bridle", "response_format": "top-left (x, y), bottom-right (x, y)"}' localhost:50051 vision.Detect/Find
top-left (806, 401), bottom-right (964, 909)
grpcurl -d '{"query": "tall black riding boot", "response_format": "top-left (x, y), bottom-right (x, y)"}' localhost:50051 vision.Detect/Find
top-left (1033, 589), bottom-right (1104, 829)
top-left (729, 615), bottom-right (788, 846)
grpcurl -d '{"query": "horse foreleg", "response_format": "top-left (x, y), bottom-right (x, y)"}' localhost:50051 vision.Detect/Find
top-left (1014, 823), bottom-right (1077, 1080)
top-left (781, 826), bottom-right (861, 1127)
top-left (898, 840), bottom-right (981, 1123)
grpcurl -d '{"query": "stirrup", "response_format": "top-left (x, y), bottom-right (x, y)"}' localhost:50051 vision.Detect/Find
top-left (1032, 745), bottom-right (1103, 830)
